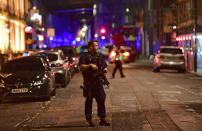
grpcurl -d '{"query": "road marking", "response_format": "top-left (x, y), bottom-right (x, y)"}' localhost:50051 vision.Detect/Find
top-left (14, 117), bottom-right (30, 127)
top-left (17, 101), bottom-right (51, 130)
top-left (175, 85), bottom-right (200, 96)
top-left (186, 108), bottom-right (195, 112)
top-left (158, 91), bottom-right (182, 94)
top-left (189, 77), bottom-right (202, 80)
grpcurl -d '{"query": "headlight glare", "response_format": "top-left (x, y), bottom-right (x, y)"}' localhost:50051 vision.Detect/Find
top-left (33, 80), bottom-right (44, 86)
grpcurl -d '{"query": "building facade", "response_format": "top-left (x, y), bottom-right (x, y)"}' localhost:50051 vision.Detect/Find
top-left (174, 0), bottom-right (202, 73)
top-left (0, 0), bottom-right (31, 59)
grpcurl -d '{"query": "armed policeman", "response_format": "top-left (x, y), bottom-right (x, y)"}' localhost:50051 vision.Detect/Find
top-left (78, 40), bottom-right (110, 127)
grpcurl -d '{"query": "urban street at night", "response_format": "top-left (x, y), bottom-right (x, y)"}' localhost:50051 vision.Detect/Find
top-left (1, 0), bottom-right (202, 131)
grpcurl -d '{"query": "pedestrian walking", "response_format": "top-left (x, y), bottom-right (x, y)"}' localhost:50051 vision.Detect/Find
top-left (78, 40), bottom-right (110, 127)
top-left (112, 49), bottom-right (125, 78)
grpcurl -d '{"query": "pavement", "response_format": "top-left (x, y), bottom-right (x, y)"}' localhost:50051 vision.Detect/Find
top-left (133, 58), bottom-right (202, 77)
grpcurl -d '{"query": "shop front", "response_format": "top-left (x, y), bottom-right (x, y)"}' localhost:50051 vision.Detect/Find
top-left (0, 13), bottom-right (26, 60)
top-left (177, 33), bottom-right (202, 75)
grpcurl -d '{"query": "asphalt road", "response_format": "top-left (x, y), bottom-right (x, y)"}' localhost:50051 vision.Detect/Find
top-left (1, 61), bottom-right (202, 131)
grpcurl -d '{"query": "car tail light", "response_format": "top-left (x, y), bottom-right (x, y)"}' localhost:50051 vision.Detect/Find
top-left (56, 63), bottom-right (63, 67)
top-left (110, 51), bottom-right (116, 57)
top-left (51, 72), bottom-right (55, 77)
top-left (123, 52), bottom-right (130, 57)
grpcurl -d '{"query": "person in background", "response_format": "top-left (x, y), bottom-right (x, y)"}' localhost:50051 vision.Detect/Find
top-left (112, 48), bottom-right (125, 78)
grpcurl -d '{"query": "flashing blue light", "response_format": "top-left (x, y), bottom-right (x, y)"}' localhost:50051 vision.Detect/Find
top-left (58, 38), bottom-right (62, 42)
top-left (73, 40), bottom-right (76, 45)
top-left (64, 39), bottom-right (69, 42)
top-left (136, 33), bottom-right (141, 53)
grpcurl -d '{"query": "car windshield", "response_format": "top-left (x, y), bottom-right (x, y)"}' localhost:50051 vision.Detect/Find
top-left (160, 48), bottom-right (183, 54)
top-left (1, 58), bottom-right (45, 73)
top-left (39, 53), bottom-right (58, 62)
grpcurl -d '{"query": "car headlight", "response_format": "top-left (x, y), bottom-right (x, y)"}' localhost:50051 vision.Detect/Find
top-left (32, 74), bottom-right (48, 86)
top-left (33, 80), bottom-right (44, 86)
top-left (33, 78), bottom-right (46, 86)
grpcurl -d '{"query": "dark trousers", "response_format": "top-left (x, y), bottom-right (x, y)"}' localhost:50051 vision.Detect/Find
top-left (85, 82), bottom-right (106, 120)
top-left (112, 60), bottom-right (124, 77)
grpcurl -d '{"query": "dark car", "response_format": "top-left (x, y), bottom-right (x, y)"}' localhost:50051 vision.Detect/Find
top-left (52, 46), bottom-right (79, 73)
top-left (0, 56), bottom-right (56, 102)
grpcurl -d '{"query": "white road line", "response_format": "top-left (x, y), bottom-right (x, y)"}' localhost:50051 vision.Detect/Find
top-left (14, 117), bottom-right (30, 128)
top-left (158, 91), bottom-right (182, 94)
top-left (175, 85), bottom-right (201, 96)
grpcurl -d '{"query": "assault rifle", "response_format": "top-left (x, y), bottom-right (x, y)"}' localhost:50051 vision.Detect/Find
top-left (93, 70), bottom-right (110, 88)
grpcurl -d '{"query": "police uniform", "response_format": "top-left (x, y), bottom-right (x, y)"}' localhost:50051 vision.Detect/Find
top-left (79, 52), bottom-right (107, 121)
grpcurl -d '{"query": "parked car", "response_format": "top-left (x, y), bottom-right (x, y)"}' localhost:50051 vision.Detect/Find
top-left (32, 50), bottom-right (71, 87)
top-left (153, 46), bottom-right (185, 73)
top-left (0, 56), bottom-right (56, 101)
top-left (52, 46), bottom-right (79, 73)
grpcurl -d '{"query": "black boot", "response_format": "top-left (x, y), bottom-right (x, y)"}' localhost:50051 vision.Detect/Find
top-left (99, 118), bottom-right (110, 126)
top-left (87, 119), bottom-right (95, 127)
top-left (121, 75), bottom-right (125, 78)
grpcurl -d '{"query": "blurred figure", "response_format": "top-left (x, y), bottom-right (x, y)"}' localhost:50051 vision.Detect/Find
top-left (112, 48), bottom-right (125, 78)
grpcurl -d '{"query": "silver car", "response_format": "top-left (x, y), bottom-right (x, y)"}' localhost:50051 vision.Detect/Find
top-left (33, 50), bottom-right (71, 87)
top-left (153, 46), bottom-right (185, 73)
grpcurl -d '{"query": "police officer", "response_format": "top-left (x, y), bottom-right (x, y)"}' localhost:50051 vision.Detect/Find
top-left (112, 49), bottom-right (125, 78)
top-left (79, 40), bottom-right (110, 127)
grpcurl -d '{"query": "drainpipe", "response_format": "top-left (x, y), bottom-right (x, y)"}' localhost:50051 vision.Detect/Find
top-left (194, 0), bottom-right (197, 72)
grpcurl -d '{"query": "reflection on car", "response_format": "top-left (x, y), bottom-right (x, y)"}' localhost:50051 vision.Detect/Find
top-left (153, 46), bottom-right (185, 73)
top-left (52, 46), bottom-right (79, 74)
top-left (0, 56), bottom-right (56, 101)
top-left (32, 50), bottom-right (71, 87)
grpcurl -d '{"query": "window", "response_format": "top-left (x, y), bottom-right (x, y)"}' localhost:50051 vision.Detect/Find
top-left (160, 48), bottom-right (183, 54)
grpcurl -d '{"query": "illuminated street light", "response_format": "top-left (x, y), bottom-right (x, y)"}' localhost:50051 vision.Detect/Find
top-left (82, 25), bottom-right (88, 32)
top-left (101, 36), bottom-right (105, 40)
top-left (76, 37), bottom-right (81, 42)
top-left (33, 6), bottom-right (37, 10)
top-left (100, 28), bottom-right (106, 34)
top-left (38, 35), bottom-right (44, 41)
top-left (73, 40), bottom-right (76, 45)
top-left (126, 8), bottom-right (130, 12)
top-left (93, 4), bottom-right (97, 16)
top-left (173, 26), bottom-right (176, 29)
top-left (94, 34), bottom-right (98, 38)
top-left (81, 32), bottom-right (85, 37)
